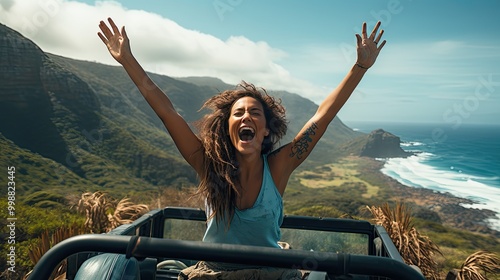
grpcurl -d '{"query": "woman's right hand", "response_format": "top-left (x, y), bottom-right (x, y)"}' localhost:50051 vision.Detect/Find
top-left (98, 18), bottom-right (132, 64)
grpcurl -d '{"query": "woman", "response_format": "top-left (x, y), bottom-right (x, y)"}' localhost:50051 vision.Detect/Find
top-left (98, 17), bottom-right (385, 279)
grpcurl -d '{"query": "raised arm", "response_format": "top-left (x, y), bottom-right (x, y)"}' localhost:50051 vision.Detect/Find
top-left (98, 18), bottom-right (204, 173)
top-left (270, 21), bottom-right (386, 193)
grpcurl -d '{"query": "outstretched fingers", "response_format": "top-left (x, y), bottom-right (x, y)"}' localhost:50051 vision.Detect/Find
top-left (377, 40), bottom-right (387, 51)
top-left (97, 18), bottom-right (122, 42)
top-left (355, 21), bottom-right (387, 69)
top-left (374, 29), bottom-right (384, 44)
top-left (361, 22), bottom-right (367, 39)
top-left (97, 31), bottom-right (105, 44)
top-left (120, 26), bottom-right (128, 40)
top-left (369, 21), bottom-right (382, 40)
top-left (108, 17), bottom-right (120, 35)
top-left (99, 21), bottom-right (111, 38)
top-left (372, 23), bottom-right (386, 51)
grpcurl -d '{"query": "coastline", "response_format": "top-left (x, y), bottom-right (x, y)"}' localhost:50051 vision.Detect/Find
top-left (359, 157), bottom-right (500, 238)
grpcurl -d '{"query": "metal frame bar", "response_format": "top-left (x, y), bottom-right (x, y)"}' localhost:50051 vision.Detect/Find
top-left (63, 207), bottom-right (414, 279)
top-left (30, 234), bottom-right (425, 280)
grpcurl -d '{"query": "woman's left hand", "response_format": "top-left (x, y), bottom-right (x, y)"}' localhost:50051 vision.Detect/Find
top-left (355, 21), bottom-right (386, 69)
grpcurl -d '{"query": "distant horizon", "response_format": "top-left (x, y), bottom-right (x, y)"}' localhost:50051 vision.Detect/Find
top-left (344, 119), bottom-right (500, 127)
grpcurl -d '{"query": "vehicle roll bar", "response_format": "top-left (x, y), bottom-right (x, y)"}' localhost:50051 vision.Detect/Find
top-left (29, 234), bottom-right (425, 280)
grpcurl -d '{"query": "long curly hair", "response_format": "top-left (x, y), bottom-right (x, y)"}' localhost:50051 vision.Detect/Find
top-left (195, 81), bottom-right (287, 224)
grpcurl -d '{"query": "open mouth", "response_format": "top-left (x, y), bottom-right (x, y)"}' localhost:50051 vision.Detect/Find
top-left (238, 127), bottom-right (255, 141)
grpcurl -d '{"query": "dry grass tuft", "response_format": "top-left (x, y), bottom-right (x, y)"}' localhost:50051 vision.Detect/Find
top-left (367, 202), bottom-right (442, 280)
top-left (25, 223), bottom-right (86, 280)
top-left (109, 197), bottom-right (150, 229)
top-left (447, 250), bottom-right (500, 280)
top-left (77, 191), bottom-right (112, 233)
top-left (76, 191), bottom-right (149, 233)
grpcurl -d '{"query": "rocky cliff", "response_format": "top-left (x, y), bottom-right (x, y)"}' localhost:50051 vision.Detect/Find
top-left (342, 129), bottom-right (412, 158)
top-left (0, 22), bottom-right (196, 186)
top-left (0, 23), bottom-right (100, 167)
top-left (360, 129), bottom-right (411, 158)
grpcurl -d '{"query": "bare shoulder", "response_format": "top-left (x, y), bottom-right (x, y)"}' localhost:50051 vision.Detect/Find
top-left (268, 143), bottom-right (291, 162)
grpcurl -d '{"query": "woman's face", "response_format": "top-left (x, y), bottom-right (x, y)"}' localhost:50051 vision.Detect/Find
top-left (228, 96), bottom-right (269, 156)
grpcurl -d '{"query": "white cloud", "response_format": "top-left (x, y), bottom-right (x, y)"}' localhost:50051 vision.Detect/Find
top-left (0, 0), bottom-right (323, 101)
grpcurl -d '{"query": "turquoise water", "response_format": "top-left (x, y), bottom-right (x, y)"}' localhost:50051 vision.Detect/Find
top-left (347, 122), bottom-right (500, 231)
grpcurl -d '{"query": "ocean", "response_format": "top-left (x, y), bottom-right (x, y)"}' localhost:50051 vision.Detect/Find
top-left (346, 121), bottom-right (500, 231)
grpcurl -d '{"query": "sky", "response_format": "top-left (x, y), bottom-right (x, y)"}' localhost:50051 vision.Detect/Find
top-left (1, 0), bottom-right (499, 125)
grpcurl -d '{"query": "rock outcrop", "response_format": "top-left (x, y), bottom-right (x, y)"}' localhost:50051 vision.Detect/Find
top-left (360, 129), bottom-right (411, 158)
top-left (342, 129), bottom-right (412, 158)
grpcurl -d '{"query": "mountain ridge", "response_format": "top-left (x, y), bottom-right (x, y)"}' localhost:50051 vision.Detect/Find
top-left (0, 22), bottom-right (367, 198)
top-left (1, 20), bottom-right (412, 200)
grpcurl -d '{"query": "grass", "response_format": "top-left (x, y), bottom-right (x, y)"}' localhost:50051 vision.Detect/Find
top-left (296, 157), bottom-right (380, 198)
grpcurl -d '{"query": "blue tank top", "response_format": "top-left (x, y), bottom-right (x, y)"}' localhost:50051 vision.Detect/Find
top-left (203, 154), bottom-right (283, 248)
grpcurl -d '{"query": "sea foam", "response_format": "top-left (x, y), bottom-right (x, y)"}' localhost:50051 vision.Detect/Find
top-left (380, 152), bottom-right (500, 231)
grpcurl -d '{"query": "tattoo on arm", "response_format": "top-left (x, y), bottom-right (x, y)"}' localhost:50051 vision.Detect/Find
top-left (289, 122), bottom-right (318, 160)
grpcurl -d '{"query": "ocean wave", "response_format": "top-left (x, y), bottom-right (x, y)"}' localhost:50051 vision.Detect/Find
top-left (380, 153), bottom-right (500, 231)
top-left (401, 141), bottom-right (425, 147)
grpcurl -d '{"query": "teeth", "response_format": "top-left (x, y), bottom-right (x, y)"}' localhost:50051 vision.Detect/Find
top-left (239, 127), bottom-right (255, 133)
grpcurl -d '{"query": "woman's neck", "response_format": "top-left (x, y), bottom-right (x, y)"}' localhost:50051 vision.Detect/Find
top-left (234, 153), bottom-right (264, 210)
top-left (235, 153), bottom-right (262, 175)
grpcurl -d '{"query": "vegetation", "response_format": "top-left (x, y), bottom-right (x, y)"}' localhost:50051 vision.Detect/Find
top-left (24, 224), bottom-right (86, 280)
top-left (367, 203), bottom-right (442, 280)
top-left (76, 191), bottom-right (149, 233)
top-left (0, 190), bottom-right (149, 280)
top-left (0, 199), bottom-right (84, 279)
top-left (446, 251), bottom-right (500, 280)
